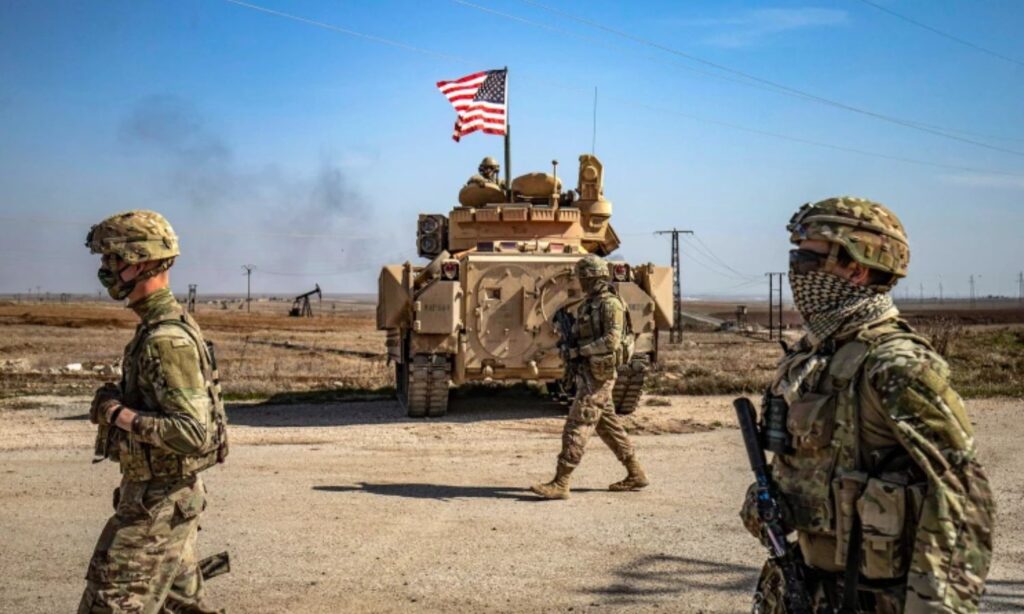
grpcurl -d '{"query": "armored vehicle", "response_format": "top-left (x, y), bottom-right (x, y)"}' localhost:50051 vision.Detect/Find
top-left (377, 154), bottom-right (673, 417)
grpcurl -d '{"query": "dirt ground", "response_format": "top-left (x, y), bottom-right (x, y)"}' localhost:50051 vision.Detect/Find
top-left (1, 394), bottom-right (1021, 613)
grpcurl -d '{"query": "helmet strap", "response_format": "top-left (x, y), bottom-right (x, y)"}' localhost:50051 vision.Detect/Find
top-left (822, 243), bottom-right (841, 274)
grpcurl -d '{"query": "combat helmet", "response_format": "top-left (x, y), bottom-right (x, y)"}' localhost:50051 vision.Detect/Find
top-left (788, 197), bottom-right (909, 283)
top-left (479, 156), bottom-right (500, 174)
top-left (86, 210), bottom-right (179, 299)
top-left (575, 254), bottom-right (610, 280)
top-left (86, 210), bottom-right (180, 263)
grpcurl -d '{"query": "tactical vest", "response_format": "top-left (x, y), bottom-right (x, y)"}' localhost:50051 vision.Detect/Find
top-left (116, 312), bottom-right (229, 481)
top-left (575, 289), bottom-right (634, 368)
top-left (767, 319), bottom-right (930, 581)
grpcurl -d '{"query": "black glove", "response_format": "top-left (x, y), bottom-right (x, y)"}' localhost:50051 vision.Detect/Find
top-left (90, 383), bottom-right (122, 425)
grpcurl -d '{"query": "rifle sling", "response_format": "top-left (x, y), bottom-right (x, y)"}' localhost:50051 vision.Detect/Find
top-left (841, 516), bottom-right (862, 613)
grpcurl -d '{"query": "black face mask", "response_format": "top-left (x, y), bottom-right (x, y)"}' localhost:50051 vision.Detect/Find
top-left (97, 262), bottom-right (136, 300)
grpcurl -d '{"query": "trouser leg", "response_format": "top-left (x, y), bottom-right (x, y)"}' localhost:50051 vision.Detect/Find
top-left (596, 405), bottom-right (634, 463)
top-left (79, 477), bottom-right (212, 614)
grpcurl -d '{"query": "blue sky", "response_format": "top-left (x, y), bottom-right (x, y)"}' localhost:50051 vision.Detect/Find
top-left (1, 0), bottom-right (1021, 298)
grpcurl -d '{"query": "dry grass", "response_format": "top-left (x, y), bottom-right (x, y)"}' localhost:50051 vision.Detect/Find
top-left (0, 300), bottom-right (391, 400)
top-left (1, 301), bottom-right (1020, 400)
top-left (647, 331), bottom-right (783, 396)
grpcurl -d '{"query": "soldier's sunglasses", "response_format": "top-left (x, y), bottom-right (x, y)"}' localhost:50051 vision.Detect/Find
top-left (789, 249), bottom-right (829, 274)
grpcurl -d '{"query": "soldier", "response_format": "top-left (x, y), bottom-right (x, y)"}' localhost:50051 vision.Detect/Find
top-left (531, 254), bottom-right (648, 499)
top-left (80, 210), bottom-right (229, 613)
top-left (466, 156), bottom-right (503, 187)
top-left (740, 197), bottom-right (994, 612)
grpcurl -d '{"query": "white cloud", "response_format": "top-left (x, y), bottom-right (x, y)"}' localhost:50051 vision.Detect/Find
top-left (673, 8), bottom-right (848, 48)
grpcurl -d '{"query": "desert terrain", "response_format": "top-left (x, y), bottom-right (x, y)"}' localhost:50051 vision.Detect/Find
top-left (0, 297), bottom-right (1021, 613)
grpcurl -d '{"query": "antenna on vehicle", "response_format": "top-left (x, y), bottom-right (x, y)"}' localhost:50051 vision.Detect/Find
top-left (551, 159), bottom-right (559, 208)
top-left (591, 86), bottom-right (598, 155)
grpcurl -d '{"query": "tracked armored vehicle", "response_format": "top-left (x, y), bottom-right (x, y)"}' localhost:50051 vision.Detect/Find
top-left (377, 154), bottom-right (673, 417)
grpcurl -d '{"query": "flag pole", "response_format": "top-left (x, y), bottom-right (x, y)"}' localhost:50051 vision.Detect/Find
top-left (503, 66), bottom-right (511, 202)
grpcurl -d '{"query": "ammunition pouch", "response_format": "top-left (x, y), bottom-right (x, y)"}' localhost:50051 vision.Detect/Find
top-left (787, 393), bottom-right (836, 450)
top-left (857, 475), bottom-right (918, 579)
top-left (587, 353), bottom-right (617, 380)
top-left (761, 395), bottom-right (791, 456)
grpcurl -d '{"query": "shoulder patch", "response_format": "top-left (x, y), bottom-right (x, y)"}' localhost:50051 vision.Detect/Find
top-left (147, 334), bottom-right (204, 390)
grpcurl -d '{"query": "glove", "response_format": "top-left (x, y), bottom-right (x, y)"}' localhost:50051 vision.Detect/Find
top-left (740, 482), bottom-right (794, 548)
top-left (740, 482), bottom-right (764, 540)
top-left (90, 383), bottom-right (122, 425)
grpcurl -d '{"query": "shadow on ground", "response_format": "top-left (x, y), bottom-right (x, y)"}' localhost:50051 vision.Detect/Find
top-left (585, 554), bottom-right (759, 606)
top-left (312, 482), bottom-right (601, 502)
top-left (227, 385), bottom-right (566, 428)
top-left (984, 578), bottom-right (1024, 612)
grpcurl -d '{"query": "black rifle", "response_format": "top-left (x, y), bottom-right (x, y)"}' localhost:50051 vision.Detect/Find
top-left (734, 397), bottom-right (816, 614)
top-left (553, 306), bottom-right (577, 364)
top-left (553, 306), bottom-right (578, 395)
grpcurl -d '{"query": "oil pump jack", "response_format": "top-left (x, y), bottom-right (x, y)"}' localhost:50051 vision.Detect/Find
top-left (289, 284), bottom-right (321, 318)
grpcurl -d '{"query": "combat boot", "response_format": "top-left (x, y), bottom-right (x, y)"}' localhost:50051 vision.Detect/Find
top-left (530, 462), bottom-right (574, 499)
top-left (609, 456), bottom-right (649, 491)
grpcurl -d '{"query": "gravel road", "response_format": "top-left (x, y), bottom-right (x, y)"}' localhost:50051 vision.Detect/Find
top-left (0, 393), bottom-right (1021, 613)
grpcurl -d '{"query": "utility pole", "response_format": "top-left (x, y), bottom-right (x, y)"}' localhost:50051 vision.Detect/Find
top-left (969, 274), bottom-right (978, 308)
top-left (187, 284), bottom-right (198, 314)
top-left (765, 272), bottom-right (786, 340)
top-left (938, 277), bottom-right (944, 304)
top-left (919, 282), bottom-right (924, 304)
top-left (655, 228), bottom-right (694, 344)
top-left (242, 265), bottom-right (256, 313)
top-left (1018, 271), bottom-right (1023, 304)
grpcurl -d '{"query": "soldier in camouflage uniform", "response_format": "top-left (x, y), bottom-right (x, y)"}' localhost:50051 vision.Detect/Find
top-left (531, 254), bottom-right (648, 499)
top-left (466, 156), bottom-right (504, 188)
top-left (740, 197), bottom-right (994, 612)
top-left (80, 210), bottom-right (229, 613)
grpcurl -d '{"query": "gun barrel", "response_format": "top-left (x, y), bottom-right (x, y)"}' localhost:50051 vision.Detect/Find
top-left (733, 397), bottom-right (769, 477)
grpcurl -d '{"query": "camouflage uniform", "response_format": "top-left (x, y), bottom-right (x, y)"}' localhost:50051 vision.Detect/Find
top-left (741, 198), bottom-right (994, 613)
top-left (531, 255), bottom-right (647, 499)
top-left (81, 211), bottom-right (228, 614)
top-left (466, 156), bottom-right (504, 188)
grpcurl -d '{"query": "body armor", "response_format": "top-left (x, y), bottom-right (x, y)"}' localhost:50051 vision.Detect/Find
top-left (111, 309), bottom-right (228, 481)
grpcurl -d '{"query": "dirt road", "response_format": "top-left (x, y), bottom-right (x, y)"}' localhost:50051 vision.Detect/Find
top-left (1, 394), bottom-right (1021, 613)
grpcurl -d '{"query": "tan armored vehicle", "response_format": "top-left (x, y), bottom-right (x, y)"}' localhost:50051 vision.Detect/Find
top-left (377, 154), bottom-right (673, 417)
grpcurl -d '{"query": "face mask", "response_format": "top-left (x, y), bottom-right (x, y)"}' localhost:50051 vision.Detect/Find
top-left (788, 270), bottom-right (895, 342)
top-left (98, 263), bottom-right (136, 300)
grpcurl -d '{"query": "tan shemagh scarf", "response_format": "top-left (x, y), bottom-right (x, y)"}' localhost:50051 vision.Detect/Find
top-left (789, 270), bottom-right (898, 345)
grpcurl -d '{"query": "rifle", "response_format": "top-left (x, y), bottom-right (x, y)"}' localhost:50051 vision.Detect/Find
top-left (553, 306), bottom-right (577, 364)
top-left (553, 305), bottom-right (579, 394)
top-left (734, 397), bottom-right (816, 614)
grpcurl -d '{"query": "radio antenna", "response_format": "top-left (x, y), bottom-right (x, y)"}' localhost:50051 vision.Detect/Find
top-left (591, 86), bottom-right (598, 154)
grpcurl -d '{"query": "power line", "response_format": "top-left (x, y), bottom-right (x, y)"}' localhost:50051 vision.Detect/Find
top-left (242, 264), bottom-right (256, 313)
top-left (684, 234), bottom-right (759, 281)
top-left (655, 228), bottom-right (693, 344)
top-left (511, 0), bottom-right (1024, 156)
top-left (765, 272), bottom-right (786, 340)
top-left (219, 0), bottom-right (1024, 178)
top-left (678, 244), bottom-right (754, 282)
top-left (220, 0), bottom-right (464, 63)
top-left (855, 0), bottom-right (1024, 69)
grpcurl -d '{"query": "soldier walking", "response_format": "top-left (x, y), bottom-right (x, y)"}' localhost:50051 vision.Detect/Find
top-left (531, 254), bottom-right (648, 499)
top-left (81, 211), bottom-right (229, 613)
top-left (740, 198), bottom-right (994, 612)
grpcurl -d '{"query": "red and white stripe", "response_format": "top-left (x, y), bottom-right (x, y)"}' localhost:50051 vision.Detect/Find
top-left (437, 71), bottom-right (506, 142)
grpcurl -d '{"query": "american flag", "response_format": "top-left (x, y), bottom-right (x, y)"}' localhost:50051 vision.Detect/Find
top-left (436, 69), bottom-right (507, 142)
